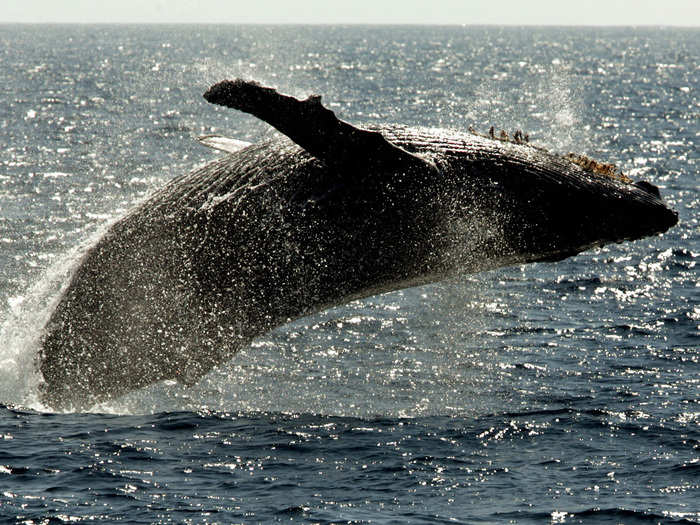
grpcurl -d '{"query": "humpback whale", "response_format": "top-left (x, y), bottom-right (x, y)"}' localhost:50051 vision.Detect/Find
top-left (38, 79), bottom-right (678, 410)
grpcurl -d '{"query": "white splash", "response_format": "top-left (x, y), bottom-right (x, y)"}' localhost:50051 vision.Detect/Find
top-left (469, 62), bottom-right (587, 154)
top-left (0, 226), bottom-right (113, 411)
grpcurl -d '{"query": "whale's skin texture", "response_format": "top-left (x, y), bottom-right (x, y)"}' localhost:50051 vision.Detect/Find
top-left (38, 81), bottom-right (678, 410)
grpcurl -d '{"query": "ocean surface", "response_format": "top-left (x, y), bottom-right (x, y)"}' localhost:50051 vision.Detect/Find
top-left (0, 25), bottom-right (697, 523)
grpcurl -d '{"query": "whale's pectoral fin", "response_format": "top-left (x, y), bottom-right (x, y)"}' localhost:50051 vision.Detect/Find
top-left (197, 134), bottom-right (252, 154)
top-left (204, 79), bottom-right (433, 174)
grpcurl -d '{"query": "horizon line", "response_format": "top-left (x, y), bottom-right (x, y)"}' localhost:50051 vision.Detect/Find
top-left (1, 21), bottom-right (698, 28)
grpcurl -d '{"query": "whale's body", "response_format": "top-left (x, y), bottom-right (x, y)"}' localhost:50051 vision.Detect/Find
top-left (38, 80), bottom-right (678, 410)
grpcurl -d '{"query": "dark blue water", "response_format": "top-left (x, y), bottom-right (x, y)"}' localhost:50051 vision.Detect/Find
top-left (0, 25), bottom-right (698, 523)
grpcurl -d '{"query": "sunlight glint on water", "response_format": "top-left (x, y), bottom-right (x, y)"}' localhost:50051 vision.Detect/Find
top-left (0, 25), bottom-right (696, 523)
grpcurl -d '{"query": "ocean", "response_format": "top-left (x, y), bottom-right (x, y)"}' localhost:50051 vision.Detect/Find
top-left (0, 24), bottom-right (697, 523)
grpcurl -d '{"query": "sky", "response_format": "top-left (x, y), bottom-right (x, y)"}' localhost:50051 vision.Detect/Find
top-left (1, 0), bottom-right (698, 26)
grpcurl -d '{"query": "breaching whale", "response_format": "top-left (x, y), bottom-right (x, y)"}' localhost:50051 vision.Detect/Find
top-left (38, 79), bottom-right (678, 410)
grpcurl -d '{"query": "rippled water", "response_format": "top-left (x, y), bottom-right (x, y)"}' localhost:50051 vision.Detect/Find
top-left (0, 25), bottom-right (698, 523)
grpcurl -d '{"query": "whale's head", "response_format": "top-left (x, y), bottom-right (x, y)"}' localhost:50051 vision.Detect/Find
top-left (372, 126), bottom-right (678, 274)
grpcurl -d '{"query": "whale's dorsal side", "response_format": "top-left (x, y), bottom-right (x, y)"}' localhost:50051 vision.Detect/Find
top-left (203, 79), bottom-right (434, 175)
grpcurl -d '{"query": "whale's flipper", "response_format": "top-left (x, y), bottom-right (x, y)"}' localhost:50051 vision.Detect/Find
top-left (197, 135), bottom-right (252, 153)
top-left (203, 79), bottom-right (433, 174)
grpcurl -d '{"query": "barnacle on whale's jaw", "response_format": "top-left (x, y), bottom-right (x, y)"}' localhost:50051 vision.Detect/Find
top-left (564, 152), bottom-right (633, 183)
